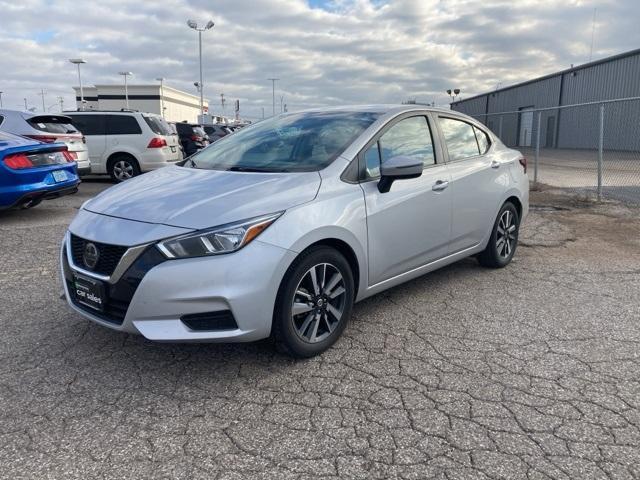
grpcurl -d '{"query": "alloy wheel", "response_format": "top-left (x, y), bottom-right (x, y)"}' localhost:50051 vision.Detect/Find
top-left (496, 210), bottom-right (517, 258)
top-left (113, 160), bottom-right (134, 181)
top-left (291, 263), bottom-right (347, 344)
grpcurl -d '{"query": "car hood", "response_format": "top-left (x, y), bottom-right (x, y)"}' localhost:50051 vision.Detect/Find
top-left (83, 166), bottom-right (321, 230)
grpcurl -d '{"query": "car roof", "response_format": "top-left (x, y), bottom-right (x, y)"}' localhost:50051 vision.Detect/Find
top-left (292, 104), bottom-right (455, 115)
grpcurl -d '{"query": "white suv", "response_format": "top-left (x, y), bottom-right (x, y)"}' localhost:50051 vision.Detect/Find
top-left (66, 111), bottom-right (181, 181)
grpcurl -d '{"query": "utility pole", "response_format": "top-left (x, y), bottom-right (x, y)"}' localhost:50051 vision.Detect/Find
top-left (0, 91), bottom-right (3, 108)
top-left (58, 96), bottom-right (64, 112)
top-left (39, 88), bottom-right (46, 112)
top-left (589, 8), bottom-right (597, 62)
top-left (261, 107), bottom-right (265, 119)
top-left (24, 98), bottom-right (28, 110)
top-left (268, 78), bottom-right (279, 116)
top-left (220, 93), bottom-right (226, 114)
top-left (280, 95), bottom-right (284, 113)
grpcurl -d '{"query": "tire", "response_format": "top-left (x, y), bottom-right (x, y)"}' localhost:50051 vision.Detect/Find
top-left (477, 201), bottom-right (520, 268)
top-left (108, 155), bottom-right (140, 182)
top-left (273, 246), bottom-right (355, 358)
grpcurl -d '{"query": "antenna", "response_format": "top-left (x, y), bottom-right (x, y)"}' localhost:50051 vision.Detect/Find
top-left (589, 8), bottom-right (597, 62)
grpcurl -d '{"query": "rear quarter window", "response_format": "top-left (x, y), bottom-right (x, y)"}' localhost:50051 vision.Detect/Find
top-left (143, 116), bottom-right (172, 135)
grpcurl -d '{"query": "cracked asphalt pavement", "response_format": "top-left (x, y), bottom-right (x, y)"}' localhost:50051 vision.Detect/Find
top-left (1, 180), bottom-right (639, 479)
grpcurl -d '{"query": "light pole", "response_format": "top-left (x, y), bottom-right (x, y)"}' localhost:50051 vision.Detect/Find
top-left (58, 96), bottom-right (64, 112)
top-left (187, 19), bottom-right (215, 119)
top-left (23, 98), bottom-right (28, 110)
top-left (268, 78), bottom-right (279, 116)
top-left (119, 72), bottom-right (133, 109)
top-left (156, 77), bottom-right (165, 118)
top-left (69, 59), bottom-right (87, 111)
top-left (0, 91), bottom-right (3, 108)
top-left (446, 88), bottom-right (461, 103)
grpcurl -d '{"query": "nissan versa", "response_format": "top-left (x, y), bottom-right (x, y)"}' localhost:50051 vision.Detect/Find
top-left (61, 105), bottom-right (528, 357)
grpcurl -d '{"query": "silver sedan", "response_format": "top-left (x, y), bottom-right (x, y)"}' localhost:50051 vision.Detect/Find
top-left (61, 105), bottom-right (528, 357)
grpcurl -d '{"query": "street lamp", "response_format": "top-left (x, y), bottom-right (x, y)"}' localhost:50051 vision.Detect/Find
top-left (69, 59), bottom-right (87, 111)
top-left (446, 88), bottom-right (461, 103)
top-left (156, 77), bottom-right (165, 118)
top-left (268, 78), bottom-right (279, 116)
top-left (119, 71), bottom-right (133, 109)
top-left (187, 19), bottom-right (215, 119)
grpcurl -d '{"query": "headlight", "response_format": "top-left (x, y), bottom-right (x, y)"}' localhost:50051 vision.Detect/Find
top-left (156, 212), bottom-right (283, 259)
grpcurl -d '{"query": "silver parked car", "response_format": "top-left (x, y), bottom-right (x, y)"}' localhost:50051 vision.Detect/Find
top-left (0, 109), bottom-right (90, 175)
top-left (61, 105), bottom-right (529, 357)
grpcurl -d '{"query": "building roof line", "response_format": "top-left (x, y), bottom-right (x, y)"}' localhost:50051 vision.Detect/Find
top-left (452, 47), bottom-right (640, 105)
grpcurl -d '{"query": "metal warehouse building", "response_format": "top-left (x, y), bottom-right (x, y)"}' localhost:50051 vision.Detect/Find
top-left (451, 48), bottom-right (640, 151)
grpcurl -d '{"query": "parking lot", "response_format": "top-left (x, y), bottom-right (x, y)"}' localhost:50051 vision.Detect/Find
top-left (1, 181), bottom-right (639, 479)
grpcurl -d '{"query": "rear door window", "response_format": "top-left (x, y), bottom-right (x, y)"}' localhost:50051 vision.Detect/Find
top-left (68, 115), bottom-right (107, 136)
top-left (439, 117), bottom-right (481, 161)
top-left (105, 115), bottom-right (142, 135)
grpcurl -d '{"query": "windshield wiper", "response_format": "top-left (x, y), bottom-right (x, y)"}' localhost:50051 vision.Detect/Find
top-left (227, 166), bottom-right (287, 173)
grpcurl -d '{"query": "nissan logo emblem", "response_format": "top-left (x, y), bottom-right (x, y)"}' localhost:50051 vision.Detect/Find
top-left (83, 242), bottom-right (100, 269)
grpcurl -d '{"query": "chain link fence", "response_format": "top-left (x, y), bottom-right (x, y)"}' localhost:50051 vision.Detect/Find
top-left (469, 97), bottom-right (640, 204)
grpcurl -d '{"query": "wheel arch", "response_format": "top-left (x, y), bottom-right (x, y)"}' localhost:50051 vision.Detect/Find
top-left (106, 150), bottom-right (140, 169)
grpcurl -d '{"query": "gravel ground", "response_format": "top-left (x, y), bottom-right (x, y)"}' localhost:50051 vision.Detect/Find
top-left (0, 180), bottom-right (639, 479)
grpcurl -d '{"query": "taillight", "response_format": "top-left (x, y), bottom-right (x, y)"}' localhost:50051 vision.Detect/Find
top-left (519, 157), bottom-right (527, 174)
top-left (147, 137), bottom-right (167, 148)
top-left (62, 150), bottom-right (76, 162)
top-left (3, 153), bottom-right (34, 169)
top-left (25, 135), bottom-right (58, 144)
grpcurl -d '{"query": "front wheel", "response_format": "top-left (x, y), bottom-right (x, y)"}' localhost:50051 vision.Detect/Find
top-left (273, 246), bottom-right (355, 358)
top-left (477, 202), bottom-right (520, 268)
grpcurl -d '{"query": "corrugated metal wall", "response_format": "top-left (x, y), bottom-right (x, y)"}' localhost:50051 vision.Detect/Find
top-left (451, 50), bottom-right (640, 151)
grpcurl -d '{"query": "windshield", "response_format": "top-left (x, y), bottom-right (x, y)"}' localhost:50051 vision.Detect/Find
top-left (184, 111), bottom-right (379, 172)
top-left (27, 118), bottom-right (78, 134)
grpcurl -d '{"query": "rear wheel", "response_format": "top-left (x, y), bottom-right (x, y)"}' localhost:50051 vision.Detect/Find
top-left (477, 201), bottom-right (520, 268)
top-left (273, 246), bottom-right (354, 358)
top-left (108, 155), bottom-right (140, 182)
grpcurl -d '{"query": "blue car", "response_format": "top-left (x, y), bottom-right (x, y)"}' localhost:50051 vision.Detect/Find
top-left (0, 131), bottom-right (80, 209)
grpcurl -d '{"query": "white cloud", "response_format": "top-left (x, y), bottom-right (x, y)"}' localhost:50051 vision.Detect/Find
top-left (0, 0), bottom-right (637, 119)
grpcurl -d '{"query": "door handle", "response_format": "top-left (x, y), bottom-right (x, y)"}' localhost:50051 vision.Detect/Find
top-left (491, 160), bottom-right (500, 169)
top-left (432, 180), bottom-right (449, 191)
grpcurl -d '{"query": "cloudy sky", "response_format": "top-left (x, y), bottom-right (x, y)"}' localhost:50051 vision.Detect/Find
top-left (0, 0), bottom-right (638, 119)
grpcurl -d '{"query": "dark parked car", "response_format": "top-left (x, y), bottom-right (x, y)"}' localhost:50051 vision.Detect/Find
top-left (203, 124), bottom-right (232, 143)
top-left (175, 122), bottom-right (209, 156)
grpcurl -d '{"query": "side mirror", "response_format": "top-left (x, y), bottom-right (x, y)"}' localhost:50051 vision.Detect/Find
top-left (378, 155), bottom-right (423, 193)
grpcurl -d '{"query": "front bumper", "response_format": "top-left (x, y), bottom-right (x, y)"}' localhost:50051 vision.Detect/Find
top-left (61, 232), bottom-right (296, 342)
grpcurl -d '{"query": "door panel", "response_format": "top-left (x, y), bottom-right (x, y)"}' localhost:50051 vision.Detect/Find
top-left (359, 115), bottom-right (450, 285)
top-left (437, 117), bottom-right (504, 252)
top-left (362, 167), bottom-right (452, 284)
top-left (446, 157), bottom-right (504, 252)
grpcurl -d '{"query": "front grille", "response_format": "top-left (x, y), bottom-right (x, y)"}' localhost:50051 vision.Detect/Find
top-left (70, 234), bottom-right (128, 276)
top-left (63, 246), bottom-right (167, 326)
